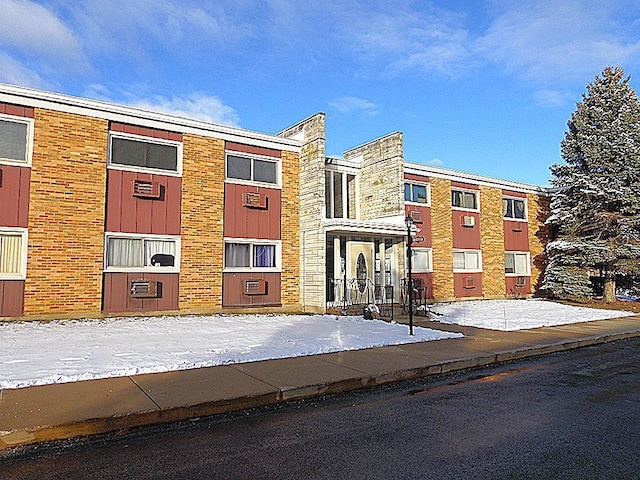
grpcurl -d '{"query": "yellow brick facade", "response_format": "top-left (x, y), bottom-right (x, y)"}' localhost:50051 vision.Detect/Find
top-left (280, 150), bottom-right (301, 308)
top-left (430, 177), bottom-right (454, 299)
top-left (527, 193), bottom-right (550, 291)
top-left (480, 185), bottom-right (506, 297)
top-left (179, 134), bottom-right (225, 311)
top-left (24, 109), bottom-right (108, 316)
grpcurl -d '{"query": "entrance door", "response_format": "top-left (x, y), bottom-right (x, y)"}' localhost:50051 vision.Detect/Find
top-left (347, 241), bottom-right (375, 302)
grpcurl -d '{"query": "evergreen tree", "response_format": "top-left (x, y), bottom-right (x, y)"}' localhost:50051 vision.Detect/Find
top-left (543, 66), bottom-right (640, 302)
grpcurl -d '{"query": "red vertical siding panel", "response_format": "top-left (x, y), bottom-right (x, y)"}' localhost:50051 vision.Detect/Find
top-left (453, 273), bottom-right (483, 297)
top-left (405, 204), bottom-right (431, 247)
top-left (161, 176), bottom-right (181, 235)
top-left (102, 273), bottom-right (179, 313)
top-left (134, 173), bottom-right (153, 234)
top-left (224, 183), bottom-right (281, 240)
top-left (17, 167), bottom-right (30, 227)
top-left (452, 211), bottom-right (481, 249)
top-left (0, 165), bottom-right (30, 228)
top-left (505, 276), bottom-right (531, 296)
top-left (504, 220), bottom-right (530, 251)
top-left (0, 280), bottom-right (25, 316)
top-left (222, 272), bottom-right (281, 307)
top-left (105, 169), bottom-right (123, 232)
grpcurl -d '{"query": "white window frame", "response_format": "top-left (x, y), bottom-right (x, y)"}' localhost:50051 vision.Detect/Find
top-left (453, 249), bottom-right (482, 273)
top-left (0, 227), bottom-right (28, 280)
top-left (503, 196), bottom-right (528, 221)
top-left (104, 232), bottom-right (181, 273)
top-left (108, 132), bottom-right (183, 176)
top-left (223, 238), bottom-right (282, 273)
top-left (451, 187), bottom-right (480, 212)
top-left (404, 181), bottom-right (431, 206)
top-left (225, 151), bottom-right (281, 188)
top-left (411, 247), bottom-right (433, 273)
top-left (505, 251), bottom-right (531, 276)
top-left (0, 114), bottom-right (34, 167)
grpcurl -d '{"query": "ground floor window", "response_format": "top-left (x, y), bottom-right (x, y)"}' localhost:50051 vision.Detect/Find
top-left (411, 248), bottom-right (432, 273)
top-left (0, 228), bottom-right (27, 279)
top-left (105, 233), bottom-right (180, 272)
top-left (224, 240), bottom-right (281, 271)
top-left (453, 249), bottom-right (482, 272)
top-left (505, 251), bottom-right (530, 275)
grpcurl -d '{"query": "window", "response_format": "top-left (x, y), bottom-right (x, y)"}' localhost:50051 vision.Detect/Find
top-left (226, 154), bottom-right (278, 185)
top-left (411, 248), bottom-right (432, 273)
top-left (105, 234), bottom-right (180, 272)
top-left (0, 228), bottom-right (27, 279)
top-left (109, 134), bottom-right (180, 173)
top-left (503, 197), bottom-right (526, 220)
top-left (453, 249), bottom-right (482, 272)
top-left (325, 170), bottom-right (357, 219)
top-left (452, 189), bottom-right (478, 210)
top-left (505, 252), bottom-right (530, 275)
top-left (404, 182), bottom-right (429, 204)
top-left (0, 115), bottom-right (32, 165)
top-left (224, 240), bottom-right (281, 271)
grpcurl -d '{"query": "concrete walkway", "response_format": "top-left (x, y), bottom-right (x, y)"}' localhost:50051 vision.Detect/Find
top-left (2, 314), bottom-right (640, 451)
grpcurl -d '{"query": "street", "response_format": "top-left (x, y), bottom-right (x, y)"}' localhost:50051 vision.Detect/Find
top-left (3, 337), bottom-right (640, 479)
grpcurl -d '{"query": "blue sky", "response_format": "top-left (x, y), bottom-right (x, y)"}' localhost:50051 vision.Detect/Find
top-left (1, 0), bottom-right (640, 186)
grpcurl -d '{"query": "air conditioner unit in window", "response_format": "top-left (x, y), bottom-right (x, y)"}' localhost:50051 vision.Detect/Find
top-left (462, 215), bottom-right (475, 227)
top-left (132, 179), bottom-right (162, 199)
top-left (244, 279), bottom-right (267, 295)
top-left (243, 192), bottom-right (268, 209)
top-left (130, 280), bottom-right (159, 298)
top-left (516, 276), bottom-right (527, 287)
top-left (464, 276), bottom-right (476, 289)
top-left (410, 210), bottom-right (421, 222)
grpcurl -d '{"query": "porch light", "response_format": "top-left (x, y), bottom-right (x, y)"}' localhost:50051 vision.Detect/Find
top-left (405, 215), bottom-right (414, 335)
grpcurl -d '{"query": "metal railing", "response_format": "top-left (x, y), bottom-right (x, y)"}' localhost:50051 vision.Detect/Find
top-left (327, 278), bottom-right (394, 320)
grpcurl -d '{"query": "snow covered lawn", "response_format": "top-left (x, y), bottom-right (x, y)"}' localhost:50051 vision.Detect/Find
top-left (0, 299), bottom-right (635, 389)
top-left (0, 315), bottom-right (459, 389)
top-left (431, 298), bottom-right (636, 331)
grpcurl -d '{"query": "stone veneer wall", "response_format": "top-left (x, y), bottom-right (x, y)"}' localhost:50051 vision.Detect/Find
top-left (343, 133), bottom-right (405, 221)
top-left (280, 149), bottom-right (301, 308)
top-left (278, 114), bottom-right (326, 312)
top-left (179, 134), bottom-right (225, 310)
top-left (527, 193), bottom-right (550, 292)
top-left (429, 177), bottom-right (455, 300)
top-left (480, 185), bottom-right (506, 297)
top-left (24, 109), bottom-right (108, 316)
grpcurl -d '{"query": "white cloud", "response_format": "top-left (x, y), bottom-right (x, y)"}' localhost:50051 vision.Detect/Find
top-left (429, 157), bottom-right (444, 166)
top-left (475, 0), bottom-right (640, 85)
top-left (329, 96), bottom-right (378, 115)
top-left (128, 93), bottom-right (241, 126)
top-left (533, 89), bottom-right (573, 108)
top-left (0, 52), bottom-right (49, 89)
top-left (0, 0), bottom-right (87, 69)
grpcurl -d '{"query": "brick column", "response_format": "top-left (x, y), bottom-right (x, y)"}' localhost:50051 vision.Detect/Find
top-left (179, 134), bottom-right (225, 310)
top-left (25, 109), bottom-right (108, 316)
top-left (480, 185), bottom-right (506, 297)
top-left (430, 177), bottom-right (454, 299)
top-left (280, 149), bottom-right (301, 308)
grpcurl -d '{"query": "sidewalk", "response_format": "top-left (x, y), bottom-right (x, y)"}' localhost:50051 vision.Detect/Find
top-left (2, 314), bottom-right (640, 451)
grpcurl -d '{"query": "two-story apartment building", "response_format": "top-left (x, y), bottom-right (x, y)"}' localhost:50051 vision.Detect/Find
top-left (0, 85), bottom-right (549, 320)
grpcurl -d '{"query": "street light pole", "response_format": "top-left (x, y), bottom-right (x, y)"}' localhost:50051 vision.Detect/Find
top-left (405, 216), bottom-right (414, 336)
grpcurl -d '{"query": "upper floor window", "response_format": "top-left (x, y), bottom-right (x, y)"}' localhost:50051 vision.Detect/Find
top-left (452, 188), bottom-right (478, 211)
top-left (404, 182), bottom-right (430, 205)
top-left (503, 197), bottom-right (526, 220)
top-left (505, 252), bottom-right (530, 275)
top-left (0, 228), bottom-right (28, 280)
top-left (226, 154), bottom-right (278, 185)
top-left (453, 249), bottom-right (482, 272)
top-left (0, 115), bottom-right (33, 166)
top-left (109, 133), bottom-right (181, 174)
top-left (105, 233), bottom-right (180, 273)
top-left (325, 170), bottom-right (356, 219)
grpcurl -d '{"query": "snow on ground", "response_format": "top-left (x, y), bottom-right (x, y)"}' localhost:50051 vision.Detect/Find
top-left (0, 315), bottom-right (459, 389)
top-left (430, 298), bottom-right (635, 331)
top-left (0, 299), bottom-right (635, 389)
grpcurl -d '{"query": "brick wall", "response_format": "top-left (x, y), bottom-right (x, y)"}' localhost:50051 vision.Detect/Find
top-left (179, 134), bottom-right (225, 310)
top-left (280, 149), bottom-right (301, 308)
top-left (430, 177), bottom-right (454, 299)
top-left (24, 109), bottom-right (108, 315)
top-left (480, 185), bottom-right (506, 297)
top-left (527, 193), bottom-right (550, 292)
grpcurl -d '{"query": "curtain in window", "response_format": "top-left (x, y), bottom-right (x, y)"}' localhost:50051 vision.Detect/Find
top-left (0, 234), bottom-right (22, 274)
top-left (515, 253), bottom-right (528, 274)
top-left (254, 245), bottom-right (275, 267)
top-left (225, 243), bottom-right (250, 267)
top-left (145, 240), bottom-right (176, 266)
top-left (0, 120), bottom-right (28, 162)
top-left (503, 199), bottom-right (511, 217)
top-left (108, 238), bottom-right (143, 267)
top-left (514, 200), bottom-right (525, 219)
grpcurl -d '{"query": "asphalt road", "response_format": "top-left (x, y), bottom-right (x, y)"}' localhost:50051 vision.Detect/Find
top-left (3, 338), bottom-right (640, 480)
